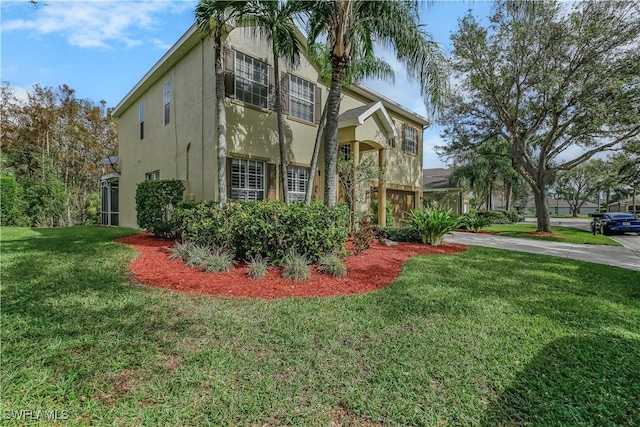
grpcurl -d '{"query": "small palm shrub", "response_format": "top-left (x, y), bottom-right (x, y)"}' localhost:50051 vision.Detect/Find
top-left (281, 250), bottom-right (311, 282)
top-left (168, 240), bottom-right (195, 260)
top-left (318, 252), bottom-right (347, 277)
top-left (407, 207), bottom-right (460, 246)
top-left (204, 247), bottom-right (234, 273)
top-left (247, 255), bottom-right (269, 279)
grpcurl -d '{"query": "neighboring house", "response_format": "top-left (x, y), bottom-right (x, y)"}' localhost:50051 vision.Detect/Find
top-left (107, 24), bottom-right (428, 229)
top-left (422, 168), bottom-right (469, 215)
top-left (608, 196), bottom-right (640, 214)
top-left (524, 197), bottom-right (599, 216)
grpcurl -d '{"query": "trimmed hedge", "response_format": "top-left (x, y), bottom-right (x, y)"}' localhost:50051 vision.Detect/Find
top-left (376, 226), bottom-right (422, 243)
top-left (135, 179), bottom-right (184, 237)
top-left (176, 201), bottom-right (349, 263)
top-left (475, 209), bottom-right (521, 224)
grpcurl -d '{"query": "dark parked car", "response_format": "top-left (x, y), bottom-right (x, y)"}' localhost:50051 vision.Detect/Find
top-left (591, 212), bottom-right (640, 235)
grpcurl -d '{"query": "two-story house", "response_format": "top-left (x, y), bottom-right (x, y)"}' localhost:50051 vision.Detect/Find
top-left (106, 24), bottom-right (429, 228)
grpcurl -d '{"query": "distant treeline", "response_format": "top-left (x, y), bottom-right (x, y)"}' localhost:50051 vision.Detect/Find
top-left (1, 82), bottom-right (117, 226)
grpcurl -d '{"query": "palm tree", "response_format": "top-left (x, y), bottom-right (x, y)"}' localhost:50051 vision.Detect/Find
top-left (305, 0), bottom-right (448, 206)
top-left (304, 42), bottom-right (395, 205)
top-left (234, 0), bottom-right (311, 204)
top-left (195, 0), bottom-right (247, 206)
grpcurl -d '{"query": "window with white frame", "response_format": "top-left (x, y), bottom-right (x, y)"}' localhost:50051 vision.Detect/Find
top-left (404, 125), bottom-right (417, 154)
top-left (287, 166), bottom-right (309, 202)
top-left (235, 52), bottom-right (268, 108)
top-left (139, 103), bottom-right (144, 140)
top-left (231, 158), bottom-right (265, 201)
top-left (145, 170), bottom-right (160, 181)
top-left (163, 81), bottom-right (171, 126)
top-left (289, 75), bottom-right (315, 122)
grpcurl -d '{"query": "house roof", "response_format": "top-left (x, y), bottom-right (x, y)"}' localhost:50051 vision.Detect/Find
top-left (527, 196), bottom-right (598, 208)
top-left (338, 101), bottom-right (397, 138)
top-left (607, 195), bottom-right (640, 206)
top-left (423, 168), bottom-right (458, 190)
top-left (112, 23), bottom-right (430, 128)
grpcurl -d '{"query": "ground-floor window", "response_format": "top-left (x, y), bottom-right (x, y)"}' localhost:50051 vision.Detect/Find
top-left (231, 158), bottom-right (265, 201)
top-left (287, 166), bottom-right (309, 202)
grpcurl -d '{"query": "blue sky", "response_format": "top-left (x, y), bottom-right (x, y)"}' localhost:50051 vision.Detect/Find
top-left (1, 0), bottom-right (493, 168)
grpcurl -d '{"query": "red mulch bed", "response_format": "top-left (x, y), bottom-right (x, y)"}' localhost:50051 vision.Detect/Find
top-left (115, 233), bottom-right (467, 299)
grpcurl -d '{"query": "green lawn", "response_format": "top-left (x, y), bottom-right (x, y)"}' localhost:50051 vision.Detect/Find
top-left (2, 226), bottom-right (639, 426)
top-left (485, 223), bottom-right (621, 246)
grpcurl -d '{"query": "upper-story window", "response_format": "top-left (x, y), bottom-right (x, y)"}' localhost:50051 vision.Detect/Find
top-left (404, 125), bottom-right (417, 155)
top-left (163, 81), bottom-right (171, 126)
top-left (289, 75), bottom-right (315, 122)
top-left (287, 166), bottom-right (309, 202)
top-left (235, 52), bottom-right (268, 109)
top-left (145, 170), bottom-right (160, 181)
top-left (139, 103), bottom-right (144, 140)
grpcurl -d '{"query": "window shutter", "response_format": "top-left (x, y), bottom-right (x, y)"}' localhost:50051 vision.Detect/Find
top-left (226, 157), bottom-right (232, 199)
top-left (314, 86), bottom-right (322, 124)
top-left (224, 49), bottom-right (235, 98)
top-left (416, 129), bottom-right (422, 155)
top-left (280, 72), bottom-right (290, 116)
top-left (267, 163), bottom-right (277, 200)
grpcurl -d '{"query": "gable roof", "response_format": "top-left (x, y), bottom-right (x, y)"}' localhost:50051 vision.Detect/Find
top-left (112, 23), bottom-right (430, 128)
top-left (423, 168), bottom-right (457, 190)
top-left (338, 101), bottom-right (397, 138)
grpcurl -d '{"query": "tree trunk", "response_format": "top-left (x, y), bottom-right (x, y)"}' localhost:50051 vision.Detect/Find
top-left (505, 182), bottom-right (513, 211)
top-left (273, 54), bottom-right (289, 204)
top-left (304, 100), bottom-right (327, 205)
top-left (532, 185), bottom-right (552, 232)
top-left (215, 35), bottom-right (227, 206)
top-left (324, 58), bottom-right (346, 206)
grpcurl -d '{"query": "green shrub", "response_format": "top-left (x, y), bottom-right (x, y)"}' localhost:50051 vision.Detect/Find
top-left (177, 201), bottom-right (349, 264)
top-left (370, 199), bottom-right (394, 226)
top-left (474, 210), bottom-right (520, 224)
top-left (135, 179), bottom-right (184, 238)
top-left (204, 248), bottom-right (235, 273)
top-left (281, 250), bottom-right (311, 282)
top-left (459, 214), bottom-right (492, 232)
top-left (247, 255), bottom-right (269, 279)
top-left (407, 207), bottom-right (460, 246)
top-left (376, 226), bottom-right (422, 243)
top-left (318, 252), bottom-right (347, 277)
top-left (0, 176), bottom-right (28, 226)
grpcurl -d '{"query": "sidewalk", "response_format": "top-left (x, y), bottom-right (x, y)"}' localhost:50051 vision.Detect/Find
top-left (446, 231), bottom-right (640, 272)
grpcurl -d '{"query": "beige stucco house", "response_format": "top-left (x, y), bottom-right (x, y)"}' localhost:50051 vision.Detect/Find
top-left (107, 24), bottom-right (429, 228)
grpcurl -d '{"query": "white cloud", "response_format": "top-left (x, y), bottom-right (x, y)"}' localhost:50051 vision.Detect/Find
top-left (2, 0), bottom-right (196, 49)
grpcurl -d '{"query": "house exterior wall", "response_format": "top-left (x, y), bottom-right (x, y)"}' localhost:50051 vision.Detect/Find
top-left (114, 25), bottom-right (428, 228)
